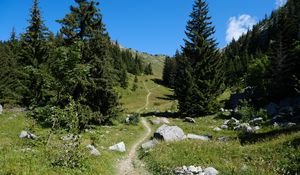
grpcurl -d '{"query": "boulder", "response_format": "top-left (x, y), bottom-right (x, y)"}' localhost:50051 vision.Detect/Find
top-left (213, 127), bottom-right (222, 132)
top-left (86, 144), bottom-right (100, 156)
top-left (234, 123), bottom-right (254, 133)
top-left (141, 139), bottom-right (158, 149)
top-left (204, 167), bottom-right (219, 175)
top-left (19, 131), bottom-right (36, 139)
top-left (109, 142), bottom-right (126, 152)
top-left (154, 125), bottom-right (185, 142)
top-left (0, 104), bottom-right (3, 115)
top-left (184, 117), bottom-right (196, 123)
top-left (187, 134), bottom-right (211, 141)
top-left (266, 103), bottom-right (279, 116)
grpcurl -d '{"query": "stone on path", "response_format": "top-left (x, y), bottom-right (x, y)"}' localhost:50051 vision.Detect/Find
top-left (109, 142), bottom-right (126, 152)
top-left (154, 124), bottom-right (185, 142)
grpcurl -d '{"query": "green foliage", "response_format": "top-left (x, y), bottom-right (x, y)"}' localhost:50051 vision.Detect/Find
top-left (174, 0), bottom-right (224, 117)
top-left (231, 100), bottom-right (268, 123)
top-left (144, 63), bottom-right (153, 75)
top-left (162, 56), bottom-right (176, 88)
top-left (125, 113), bottom-right (140, 125)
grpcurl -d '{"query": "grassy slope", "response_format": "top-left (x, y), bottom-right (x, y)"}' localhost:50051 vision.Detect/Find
top-left (141, 114), bottom-right (300, 175)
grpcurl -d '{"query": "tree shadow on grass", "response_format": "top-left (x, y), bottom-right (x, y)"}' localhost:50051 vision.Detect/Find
top-left (156, 94), bottom-right (176, 101)
top-left (239, 125), bottom-right (300, 145)
top-left (141, 111), bottom-right (179, 118)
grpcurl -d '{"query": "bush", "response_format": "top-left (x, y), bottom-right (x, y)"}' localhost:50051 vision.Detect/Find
top-left (28, 97), bottom-right (100, 131)
top-left (125, 113), bottom-right (140, 125)
top-left (232, 100), bottom-right (267, 123)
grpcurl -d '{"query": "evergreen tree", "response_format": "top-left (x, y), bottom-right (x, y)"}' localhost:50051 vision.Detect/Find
top-left (163, 56), bottom-right (176, 88)
top-left (178, 0), bottom-right (224, 116)
top-left (57, 0), bottom-right (120, 122)
top-left (144, 63), bottom-right (153, 75)
top-left (19, 0), bottom-right (50, 106)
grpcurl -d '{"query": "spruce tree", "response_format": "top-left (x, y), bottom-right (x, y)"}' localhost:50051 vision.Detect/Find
top-left (178, 0), bottom-right (224, 116)
top-left (20, 0), bottom-right (50, 106)
top-left (57, 0), bottom-right (120, 122)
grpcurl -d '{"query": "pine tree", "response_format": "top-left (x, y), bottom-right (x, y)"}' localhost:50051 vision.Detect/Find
top-left (19, 0), bottom-right (50, 106)
top-left (178, 0), bottom-right (224, 116)
top-left (57, 0), bottom-right (120, 122)
top-left (144, 63), bottom-right (153, 75)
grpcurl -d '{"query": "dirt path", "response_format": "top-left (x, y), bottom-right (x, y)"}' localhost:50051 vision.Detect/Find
top-left (117, 81), bottom-right (158, 175)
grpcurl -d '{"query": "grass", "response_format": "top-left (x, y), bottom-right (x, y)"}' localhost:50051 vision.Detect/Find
top-left (0, 110), bottom-right (146, 175)
top-left (140, 116), bottom-right (300, 175)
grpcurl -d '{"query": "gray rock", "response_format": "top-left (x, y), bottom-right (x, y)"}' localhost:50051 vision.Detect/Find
top-left (125, 117), bottom-right (130, 124)
top-left (61, 134), bottom-right (76, 141)
top-left (86, 144), bottom-right (100, 156)
top-left (184, 117), bottom-right (196, 123)
top-left (0, 104), bottom-right (3, 115)
top-left (213, 127), bottom-right (222, 132)
top-left (217, 136), bottom-right (229, 142)
top-left (141, 140), bottom-right (158, 149)
top-left (266, 103), bottom-right (279, 116)
top-left (19, 131), bottom-right (28, 138)
top-left (223, 120), bottom-right (230, 125)
top-left (187, 134), bottom-right (211, 141)
top-left (188, 166), bottom-right (198, 173)
top-left (249, 117), bottom-right (263, 124)
top-left (161, 117), bottom-right (170, 124)
top-left (220, 124), bottom-right (228, 129)
top-left (204, 167), bottom-right (219, 175)
top-left (235, 123), bottom-right (254, 133)
top-left (154, 125), bottom-right (185, 142)
top-left (220, 108), bottom-right (225, 112)
top-left (19, 131), bottom-right (36, 139)
top-left (150, 119), bottom-right (161, 125)
top-left (273, 122), bottom-right (279, 128)
top-left (287, 122), bottom-right (296, 127)
top-left (253, 126), bottom-right (261, 131)
top-left (109, 142), bottom-right (126, 152)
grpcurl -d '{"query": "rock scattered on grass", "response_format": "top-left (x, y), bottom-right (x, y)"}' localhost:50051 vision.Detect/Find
top-left (174, 165), bottom-right (218, 175)
top-left (19, 131), bottom-right (37, 139)
top-left (186, 134), bottom-right (211, 141)
top-left (154, 124), bottom-right (186, 142)
top-left (213, 127), bottom-right (222, 132)
top-left (184, 117), bottom-right (196, 123)
top-left (109, 142), bottom-right (126, 152)
top-left (141, 139), bottom-right (159, 150)
top-left (86, 144), bottom-right (101, 156)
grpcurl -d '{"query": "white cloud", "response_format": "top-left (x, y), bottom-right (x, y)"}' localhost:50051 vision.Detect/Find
top-left (226, 14), bottom-right (257, 43)
top-left (276, 0), bottom-right (287, 8)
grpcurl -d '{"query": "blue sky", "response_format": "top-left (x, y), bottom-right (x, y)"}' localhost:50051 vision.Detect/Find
top-left (0, 0), bottom-right (284, 55)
